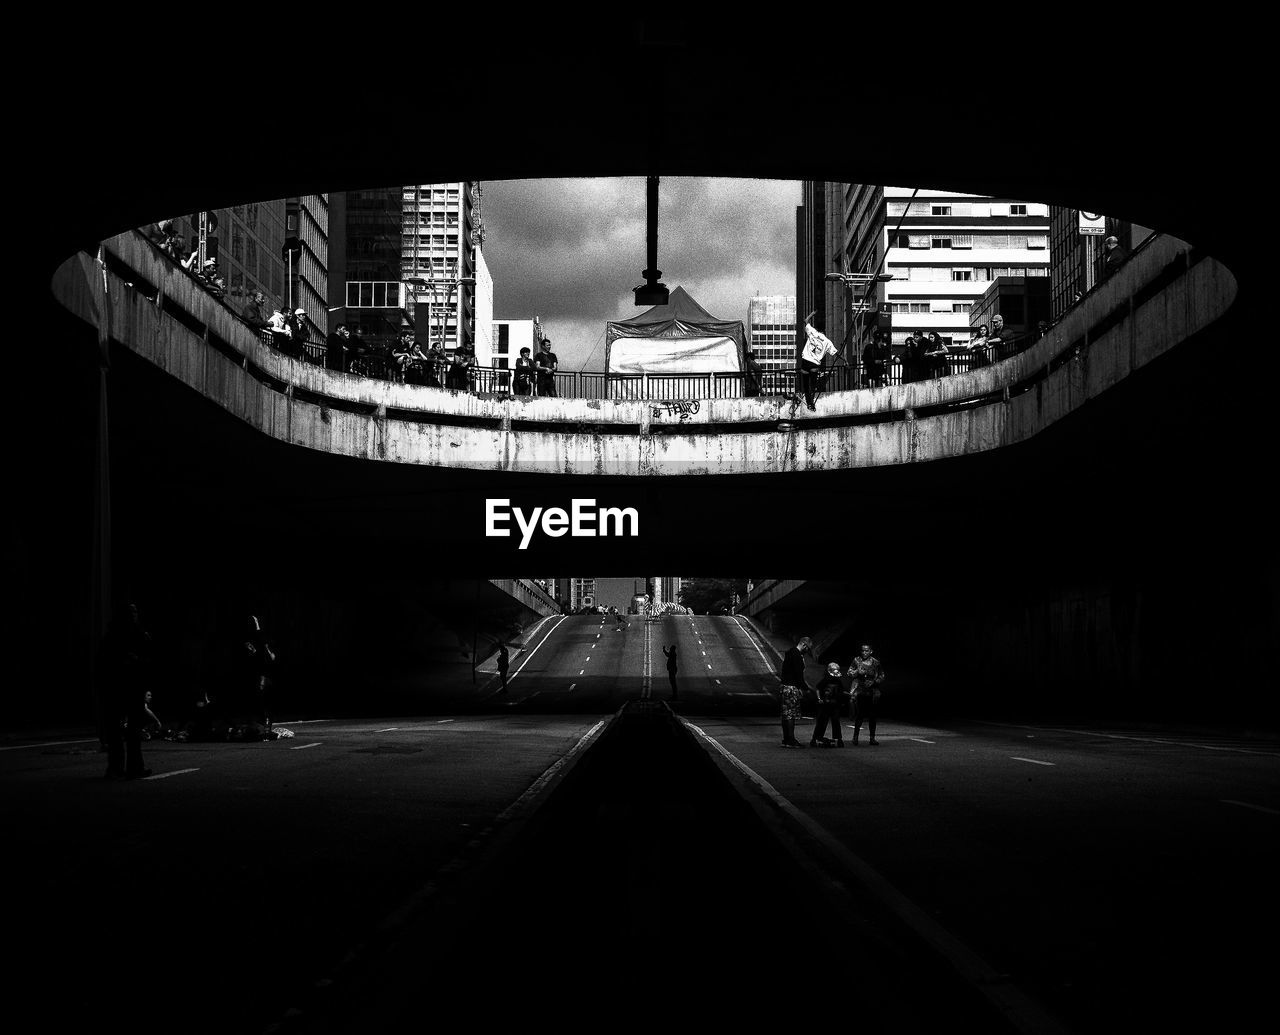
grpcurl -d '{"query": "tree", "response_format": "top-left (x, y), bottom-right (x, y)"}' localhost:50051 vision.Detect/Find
top-left (677, 577), bottom-right (749, 615)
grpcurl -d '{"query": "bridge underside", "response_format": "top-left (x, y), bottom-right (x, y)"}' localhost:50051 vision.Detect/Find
top-left (19, 280), bottom-right (1271, 725)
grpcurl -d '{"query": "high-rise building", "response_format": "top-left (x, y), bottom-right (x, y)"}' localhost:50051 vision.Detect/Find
top-left (839, 186), bottom-right (1051, 354)
top-left (328, 188), bottom-right (407, 346)
top-left (747, 295), bottom-right (797, 376)
top-left (492, 319), bottom-right (540, 370)
top-left (285, 195), bottom-right (329, 343)
top-left (401, 182), bottom-right (485, 356)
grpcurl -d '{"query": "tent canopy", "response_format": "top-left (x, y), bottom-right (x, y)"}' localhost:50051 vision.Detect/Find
top-left (605, 286), bottom-right (747, 374)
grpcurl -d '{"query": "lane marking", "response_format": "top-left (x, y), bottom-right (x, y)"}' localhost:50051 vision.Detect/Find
top-left (732, 615), bottom-right (779, 675)
top-left (585, 656), bottom-right (591, 662)
top-left (975, 721), bottom-right (1280, 758)
top-left (579, 670), bottom-right (585, 676)
top-left (0, 739), bottom-right (98, 752)
top-left (1222, 799), bottom-right (1280, 816)
top-left (377, 728), bottom-right (400, 733)
top-left (436, 719), bottom-right (454, 724)
top-left (277, 718), bottom-right (331, 725)
top-left (908, 737), bottom-right (936, 744)
top-left (681, 720), bottom-right (1071, 1035)
top-left (491, 615), bottom-right (569, 698)
top-left (1011, 757), bottom-right (1055, 766)
top-left (291, 742), bottom-right (323, 751)
top-left (569, 683), bottom-right (576, 691)
top-left (715, 679), bottom-right (722, 685)
top-left (143, 768), bottom-right (199, 780)
top-left (706, 663), bottom-right (712, 669)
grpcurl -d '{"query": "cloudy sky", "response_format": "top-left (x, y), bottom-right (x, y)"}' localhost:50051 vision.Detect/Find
top-left (482, 178), bottom-right (800, 371)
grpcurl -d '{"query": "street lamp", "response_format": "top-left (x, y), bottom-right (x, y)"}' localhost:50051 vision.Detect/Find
top-left (405, 262), bottom-right (476, 352)
top-left (825, 271), bottom-right (896, 387)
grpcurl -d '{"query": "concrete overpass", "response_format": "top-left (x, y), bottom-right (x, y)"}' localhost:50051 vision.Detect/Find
top-left (54, 229), bottom-right (1234, 477)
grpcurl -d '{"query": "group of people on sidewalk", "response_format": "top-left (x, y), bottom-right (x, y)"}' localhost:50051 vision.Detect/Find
top-left (98, 604), bottom-right (282, 780)
top-left (777, 637), bottom-right (885, 748)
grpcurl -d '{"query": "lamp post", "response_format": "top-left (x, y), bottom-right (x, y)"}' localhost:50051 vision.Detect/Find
top-left (824, 271), bottom-right (897, 387)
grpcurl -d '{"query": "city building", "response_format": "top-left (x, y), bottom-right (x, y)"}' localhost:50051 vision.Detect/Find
top-left (401, 182), bottom-right (485, 356)
top-left (746, 295), bottom-right (797, 376)
top-left (285, 195), bottom-right (329, 344)
top-left (173, 201), bottom-right (288, 318)
top-left (328, 188), bottom-right (407, 346)
top-left (797, 182), bottom-right (847, 349)
top-left (1048, 207), bottom-right (1156, 322)
top-left (833, 186), bottom-right (1051, 357)
top-left (970, 277), bottom-right (1051, 342)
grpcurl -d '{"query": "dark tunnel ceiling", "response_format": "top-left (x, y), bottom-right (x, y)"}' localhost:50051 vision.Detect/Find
top-left (37, 29), bottom-right (1259, 289)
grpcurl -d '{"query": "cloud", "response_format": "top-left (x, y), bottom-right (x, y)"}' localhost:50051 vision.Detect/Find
top-left (483, 177), bottom-right (799, 370)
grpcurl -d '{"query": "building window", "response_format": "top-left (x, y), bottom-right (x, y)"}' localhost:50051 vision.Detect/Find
top-left (951, 235), bottom-right (972, 249)
top-left (1027, 234), bottom-right (1047, 249)
top-left (932, 238), bottom-right (952, 249)
top-left (932, 205), bottom-right (951, 216)
top-left (1010, 204), bottom-right (1028, 216)
top-left (952, 269), bottom-right (972, 282)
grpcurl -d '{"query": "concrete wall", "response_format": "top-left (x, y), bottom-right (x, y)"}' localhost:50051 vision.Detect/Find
top-left (53, 231), bottom-right (1236, 478)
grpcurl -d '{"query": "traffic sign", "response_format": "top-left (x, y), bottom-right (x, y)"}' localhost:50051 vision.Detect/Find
top-left (1079, 211), bottom-right (1106, 235)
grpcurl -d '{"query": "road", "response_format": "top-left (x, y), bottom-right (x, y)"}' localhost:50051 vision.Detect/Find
top-left (5, 615), bottom-right (1276, 1032)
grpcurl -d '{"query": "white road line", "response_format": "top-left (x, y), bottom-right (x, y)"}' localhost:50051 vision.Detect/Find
top-left (500, 615), bottom-right (568, 691)
top-left (1011, 757), bottom-right (1055, 766)
top-left (715, 679), bottom-right (722, 685)
top-left (569, 683), bottom-right (576, 691)
top-left (681, 720), bottom-right (1071, 1035)
top-left (437, 719), bottom-right (454, 723)
top-left (732, 615), bottom-right (778, 674)
top-left (1222, 799), bottom-right (1280, 816)
top-left (279, 718), bottom-right (331, 725)
top-left (377, 727), bottom-right (399, 733)
top-left (291, 742), bottom-right (323, 751)
top-left (585, 656), bottom-right (590, 662)
top-left (579, 670), bottom-right (585, 676)
top-left (976, 721), bottom-right (1280, 758)
top-left (908, 737), bottom-right (936, 744)
top-left (706, 663), bottom-right (712, 669)
top-left (143, 768), bottom-right (200, 780)
top-left (0, 739), bottom-right (98, 752)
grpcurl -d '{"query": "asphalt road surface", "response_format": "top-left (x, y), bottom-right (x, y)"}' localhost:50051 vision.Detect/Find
top-left (6, 615), bottom-right (1276, 1032)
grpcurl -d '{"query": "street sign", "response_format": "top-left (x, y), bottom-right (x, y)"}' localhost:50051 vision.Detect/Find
top-left (1079, 211), bottom-right (1106, 235)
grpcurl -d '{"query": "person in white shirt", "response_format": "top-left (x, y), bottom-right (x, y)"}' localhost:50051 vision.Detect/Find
top-left (799, 311), bottom-right (838, 410)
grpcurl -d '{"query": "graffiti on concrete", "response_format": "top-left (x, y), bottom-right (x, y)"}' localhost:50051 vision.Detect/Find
top-left (651, 399), bottom-right (701, 422)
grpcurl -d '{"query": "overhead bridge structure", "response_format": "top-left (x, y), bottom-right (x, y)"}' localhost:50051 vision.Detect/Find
top-left (54, 229), bottom-right (1234, 477)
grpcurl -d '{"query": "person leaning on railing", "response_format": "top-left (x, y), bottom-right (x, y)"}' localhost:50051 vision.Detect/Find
top-left (513, 347), bottom-right (535, 397)
top-left (863, 330), bottom-right (890, 387)
top-left (925, 331), bottom-right (949, 379)
top-left (743, 349), bottom-right (763, 397)
top-left (967, 324), bottom-right (990, 368)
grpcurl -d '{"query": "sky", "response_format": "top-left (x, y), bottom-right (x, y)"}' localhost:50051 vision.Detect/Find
top-left (481, 177), bottom-right (800, 371)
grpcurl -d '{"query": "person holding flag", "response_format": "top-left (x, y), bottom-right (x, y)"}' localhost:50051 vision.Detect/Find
top-left (799, 311), bottom-right (838, 410)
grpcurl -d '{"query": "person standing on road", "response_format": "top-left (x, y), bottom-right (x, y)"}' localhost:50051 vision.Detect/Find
top-left (497, 643), bottom-right (510, 694)
top-left (777, 635), bottom-right (813, 747)
top-left (847, 643), bottom-right (885, 745)
top-left (99, 601), bottom-right (154, 779)
top-left (242, 616), bottom-right (276, 734)
top-left (662, 644), bottom-right (679, 701)
top-left (810, 661), bottom-right (847, 747)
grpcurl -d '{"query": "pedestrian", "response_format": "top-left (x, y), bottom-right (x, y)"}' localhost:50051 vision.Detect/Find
top-left (847, 643), bottom-right (885, 745)
top-left (286, 309), bottom-right (309, 358)
top-left (810, 661), bottom-right (847, 747)
top-left (98, 601), bottom-right (154, 779)
top-left (497, 642), bottom-right (510, 694)
top-left (614, 609), bottom-right (627, 632)
top-left (662, 644), bottom-right (679, 700)
top-left (863, 330), bottom-right (889, 387)
top-left (968, 324), bottom-right (990, 368)
top-left (799, 311), bottom-right (837, 410)
top-left (902, 332), bottom-right (926, 383)
top-left (513, 346), bottom-right (535, 396)
top-left (450, 345), bottom-right (476, 392)
top-left (392, 332), bottom-right (413, 383)
top-left (1102, 235), bottom-right (1127, 278)
top-left (242, 291), bottom-right (268, 331)
top-left (241, 615), bottom-right (276, 735)
top-left (776, 635), bottom-right (813, 747)
top-left (743, 349), bottom-right (764, 397)
top-left (925, 331), bottom-right (949, 379)
top-left (138, 690), bottom-right (163, 739)
top-left (427, 342), bottom-right (448, 388)
top-left (534, 337), bottom-right (559, 397)
top-left (326, 323), bottom-right (350, 371)
top-left (267, 308), bottom-right (290, 353)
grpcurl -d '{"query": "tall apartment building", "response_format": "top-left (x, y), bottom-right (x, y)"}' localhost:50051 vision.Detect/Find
top-left (747, 295), bottom-right (797, 375)
top-left (285, 195), bottom-right (329, 343)
top-left (833, 186), bottom-right (1051, 354)
top-left (401, 182), bottom-right (485, 357)
top-left (492, 319), bottom-right (540, 370)
top-left (174, 201), bottom-right (288, 317)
